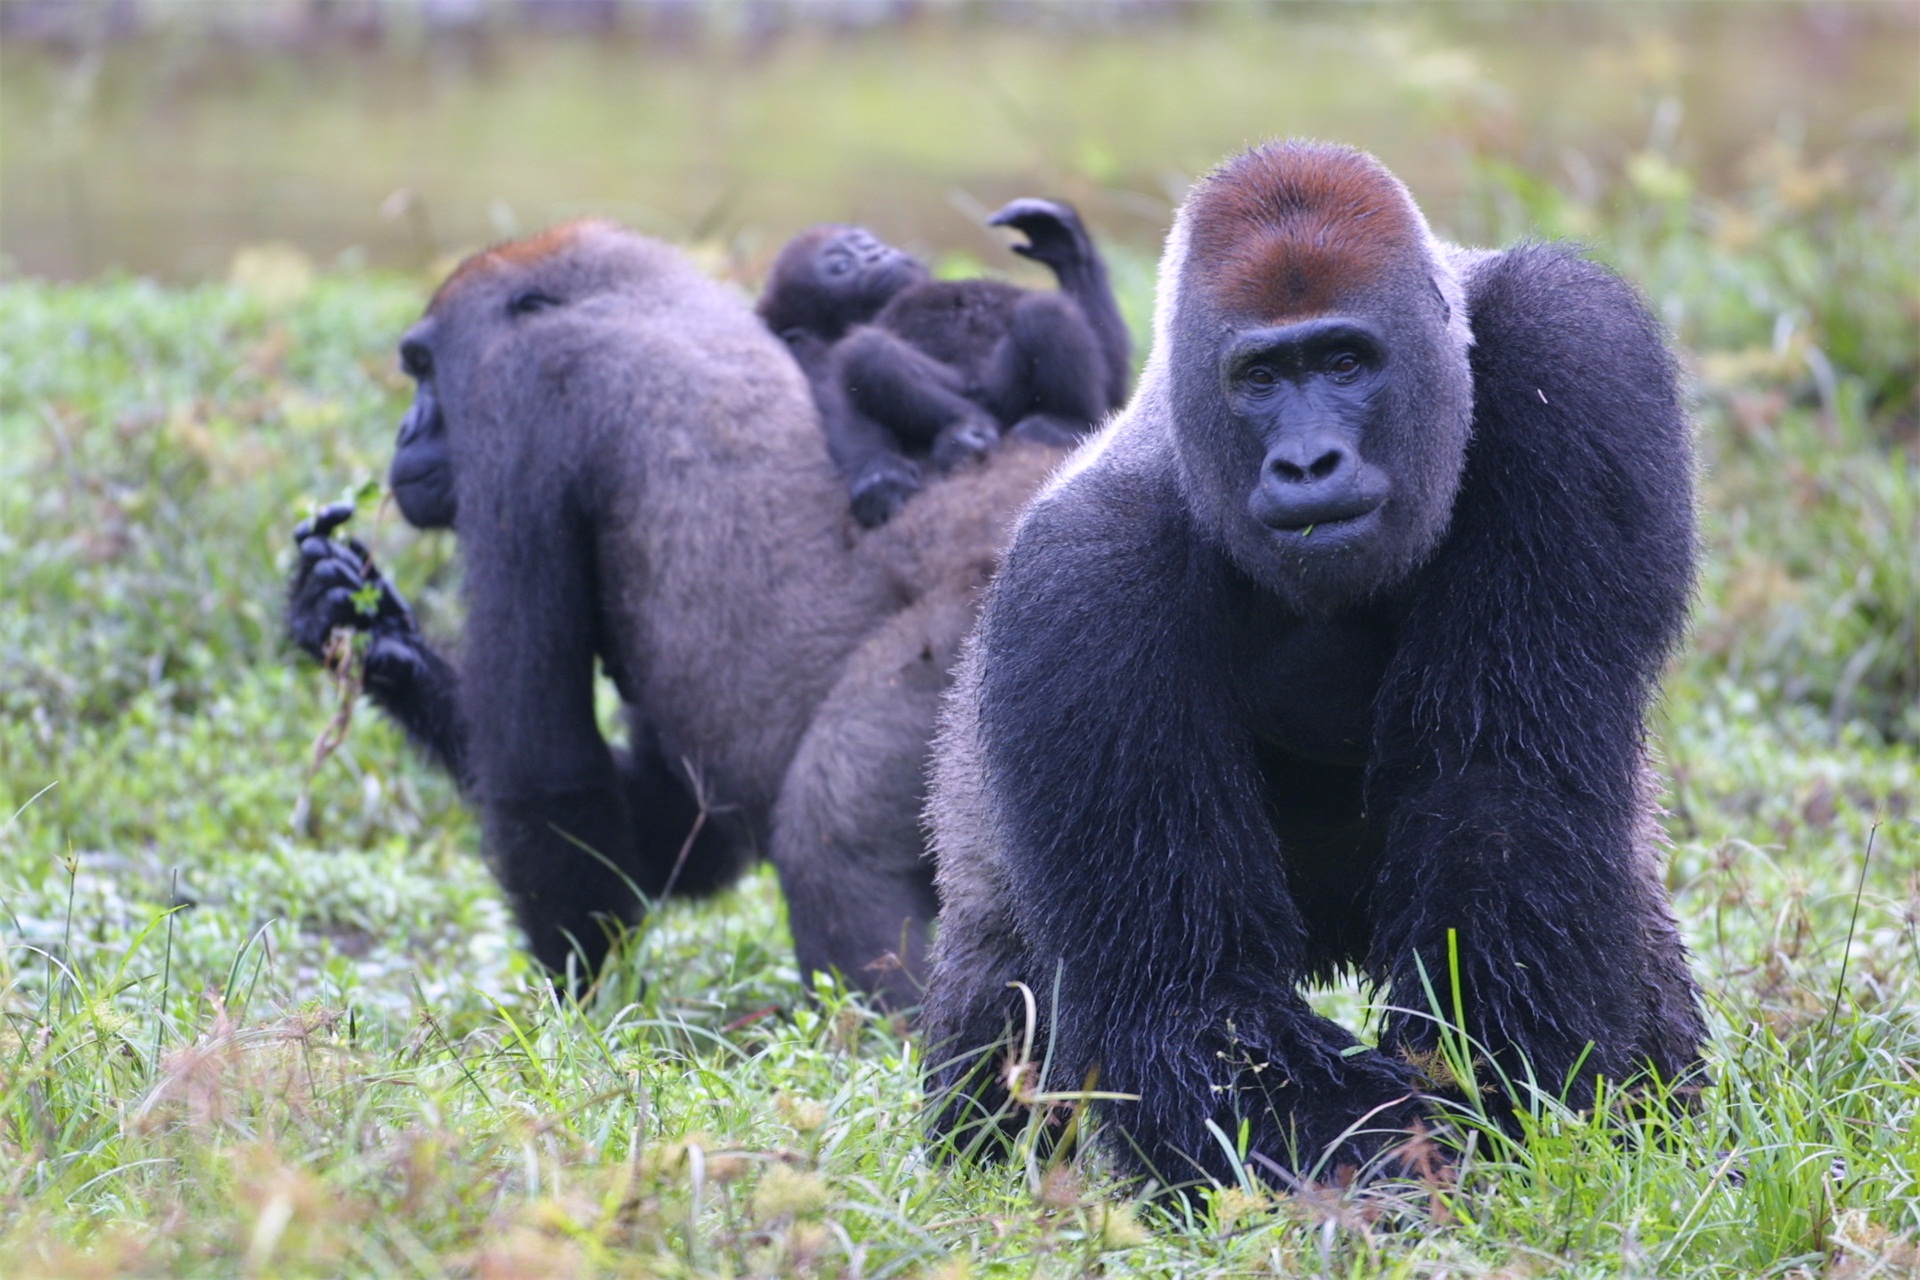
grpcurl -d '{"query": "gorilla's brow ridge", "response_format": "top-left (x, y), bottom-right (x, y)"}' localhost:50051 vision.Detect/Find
top-left (430, 219), bottom-right (613, 310)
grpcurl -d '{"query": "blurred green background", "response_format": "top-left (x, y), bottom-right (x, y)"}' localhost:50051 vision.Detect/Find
top-left (4, 0), bottom-right (1915, 281)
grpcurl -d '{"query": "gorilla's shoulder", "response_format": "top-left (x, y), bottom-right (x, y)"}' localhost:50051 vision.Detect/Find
top-left (994, 435), bottom-right (1200, 617)
top-left (1464, 244), bottom-right (1674, 382)
top-left (1449, 242), bottom-right (1690, 560)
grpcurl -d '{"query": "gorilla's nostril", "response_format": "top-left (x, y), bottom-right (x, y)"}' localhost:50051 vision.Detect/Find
top-left (1269, 444), bottom-right (1349, 485)
top-left (1308, 449), bottom-right (1345, 480)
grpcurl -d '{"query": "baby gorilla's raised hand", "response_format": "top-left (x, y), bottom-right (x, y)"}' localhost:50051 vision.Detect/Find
top-left (987, 198), bottom-right (1096, 270)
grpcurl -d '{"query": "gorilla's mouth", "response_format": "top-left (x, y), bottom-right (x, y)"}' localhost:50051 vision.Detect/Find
top-left (389, 456), bottom-right (437, 488)
top-left (1248, 489), bottom-right (1386, 537)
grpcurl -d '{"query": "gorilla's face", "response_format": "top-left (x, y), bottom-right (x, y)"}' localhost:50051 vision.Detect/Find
top-left (1171, 273), bottom-right (1473, 616)
top-left (1223, 316), bottom-right (1395, 542)
top-left (391, 318), bottom-right (457, 530)
top-left (805, 226), bottom-right (927, 329)
top-left (390, 260), bottom-right (571, 530)
top-left (758, 225), bottom-right (927, 344)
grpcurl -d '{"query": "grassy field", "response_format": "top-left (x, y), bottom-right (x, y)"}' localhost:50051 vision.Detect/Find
top-left (2, 140), bottom-right (1916, 1276)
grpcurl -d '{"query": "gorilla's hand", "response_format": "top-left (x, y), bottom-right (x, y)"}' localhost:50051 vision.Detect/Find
top-left (287, 503), bottom-right (418, 664)
top-left (988, 198), bottom-right (1093, 271)
top-left (930, 410), bottom-right (1001, 473)
top-left (849, 454), bottom-right (924, 529)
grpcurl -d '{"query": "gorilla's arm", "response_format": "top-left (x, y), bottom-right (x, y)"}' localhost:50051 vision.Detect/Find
top-left (453, 485), bottom-right (651, 979)
top-left (959, 468), bottom-right (1428, 1183)
top-left (990, 198), bottom-right (1133, 410)
top-left (835, 326), bottom-right (1001, 462)
top-left (780, 328), bottom-right (927, 530)
top-left (288, 504), bottom-right (469, 782)
top-left (286, 507), bottom-right (740, 917)
top-left (1363, 246), bottom-right (1703, 1110)
top-left (828, 326), bottom-right (1001, 528)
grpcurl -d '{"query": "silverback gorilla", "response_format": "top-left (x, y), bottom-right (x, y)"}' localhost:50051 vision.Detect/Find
top-left (921, 143), bottom-right (1706, 1186)
top-left (757, 199), bottom-right (1130, 528)
top-left (286, 221), bottom-right (1065, 1008)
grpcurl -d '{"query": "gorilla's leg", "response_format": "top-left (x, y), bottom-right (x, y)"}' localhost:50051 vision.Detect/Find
top-left (768, 593), bottom-right (967, 1011)
top-left (615, 709), bottom-right (755, 901)
top-left (982, 293), bottom-right (1109, 447)
top-left (836, 327), bottom-right (1000, 470)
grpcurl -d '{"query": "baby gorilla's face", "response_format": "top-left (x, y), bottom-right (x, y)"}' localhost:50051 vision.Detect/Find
top-left (811, 226), bottom-right (926, 321)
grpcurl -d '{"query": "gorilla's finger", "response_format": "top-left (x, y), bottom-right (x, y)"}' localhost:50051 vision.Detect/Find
top-left (294, 503), bottom-right (354, 544)
top-left (314, 502), bottom-right (357, 537)
top-left (299, 535), bottom-right (354, 568)
top-left (307, 559), bottom-right (364, 592)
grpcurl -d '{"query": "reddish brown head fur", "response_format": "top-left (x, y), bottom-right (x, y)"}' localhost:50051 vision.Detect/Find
top-left (429, 219), bottom-right (613, 311)
top-left (1183, 143), bottom-right (1426, 321)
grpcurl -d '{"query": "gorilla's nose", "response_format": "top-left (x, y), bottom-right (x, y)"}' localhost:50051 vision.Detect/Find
top-left (1250, 437), bottom-right (1383, 531)
top-left (1264, 436), bottom-right (1354, 487)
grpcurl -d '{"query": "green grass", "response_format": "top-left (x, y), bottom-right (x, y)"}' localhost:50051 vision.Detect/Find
top-left (1, 142), bottom-right (1916, 1276)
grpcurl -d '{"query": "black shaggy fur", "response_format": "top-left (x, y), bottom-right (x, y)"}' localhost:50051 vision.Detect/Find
top-left (920, 142), bottom-right (1706, 1189)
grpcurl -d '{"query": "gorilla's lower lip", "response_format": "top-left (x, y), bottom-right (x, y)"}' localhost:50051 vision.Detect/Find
top-left (1276, 509), bottom-right (1378, 540)
top-left (1254, 499), bottom-right (1385, 536)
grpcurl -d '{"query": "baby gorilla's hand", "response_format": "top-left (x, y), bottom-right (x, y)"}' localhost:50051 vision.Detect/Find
top-left (930, 410), bottom-right (1001, 473)
top-left (988, 198), bottom-right (1094, 271)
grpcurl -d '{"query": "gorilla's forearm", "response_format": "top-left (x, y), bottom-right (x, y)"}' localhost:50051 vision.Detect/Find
top-left (836, 327), bottom-right (985, 448)
top-left (1365, 771), bottom-right (1705, 1118)
top-left (363, 637), bottom-right (747, 906)
top-left (362, 630), bottom-right (470, 787)
top-left (1045, 253), bottom-right (1130, 411)
top-left (482, 782), bottom-right (639, 979)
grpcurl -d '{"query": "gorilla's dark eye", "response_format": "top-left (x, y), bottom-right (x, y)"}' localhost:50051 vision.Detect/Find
top-left (400, 339), bottom-right (433, 379)
top-left (1326, 351), bottom-right (1363, 382)
top-left (823, 252), bottom-right (855, 278)
top-left (1243, 365), bottom-right (1279, 390)
top-left (508, 290), bottom-right (562, 318)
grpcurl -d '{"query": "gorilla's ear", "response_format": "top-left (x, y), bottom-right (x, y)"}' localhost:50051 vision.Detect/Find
top-left (1428, 276), bottom-right (1451, 326)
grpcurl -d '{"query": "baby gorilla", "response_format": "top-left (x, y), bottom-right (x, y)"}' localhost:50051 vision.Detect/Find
top-left (758, 200), bottom-right (1130, 527)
